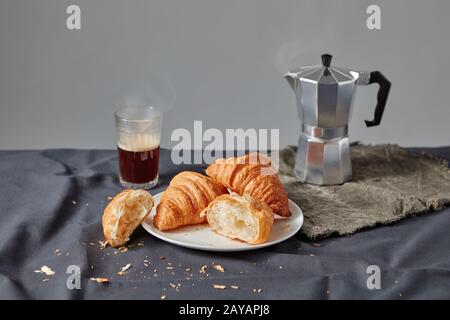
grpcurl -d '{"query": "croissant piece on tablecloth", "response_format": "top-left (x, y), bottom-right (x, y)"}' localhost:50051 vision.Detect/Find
top-left (102, 189), bottom-right (154, 247)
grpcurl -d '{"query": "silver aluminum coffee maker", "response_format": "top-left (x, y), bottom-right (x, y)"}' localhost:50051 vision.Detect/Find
top-left (285, 54), bottom-right (391, 185)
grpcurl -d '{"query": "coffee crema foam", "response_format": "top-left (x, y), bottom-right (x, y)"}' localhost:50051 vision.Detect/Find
top-left (117, 133), bottom-right (160, 152)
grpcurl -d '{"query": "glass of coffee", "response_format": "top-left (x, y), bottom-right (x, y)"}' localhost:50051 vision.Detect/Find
top-left (115, 106), bottom-right (162, 189)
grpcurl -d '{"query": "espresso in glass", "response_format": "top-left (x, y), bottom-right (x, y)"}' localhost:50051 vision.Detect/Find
top-left (118, 145), bottom-right (160, 184)
top-left (115, 106), bottom-right (162, 189)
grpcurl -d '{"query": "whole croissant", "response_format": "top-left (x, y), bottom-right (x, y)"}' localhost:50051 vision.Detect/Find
top-left (153, 171), bottom-right (227, 231)
top-left (206, 153), bottom-right (291, 217)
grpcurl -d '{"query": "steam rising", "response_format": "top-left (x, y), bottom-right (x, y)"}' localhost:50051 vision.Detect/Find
top-left (117, 67), bottom-right (176, 112)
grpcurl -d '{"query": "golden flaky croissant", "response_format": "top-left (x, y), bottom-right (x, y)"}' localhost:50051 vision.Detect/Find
top-left (153, 171), bottom-right (227, 231)
top-left (206, 153), bottom-right (291, 217)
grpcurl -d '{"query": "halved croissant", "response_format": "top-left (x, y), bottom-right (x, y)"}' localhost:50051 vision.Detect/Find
top-left (102, 189), bottom-right (154, 247)
top-left (202, 193), bottom-right (274, 244)
top-left (153, 171), bottom-right (227, 231)
top-left (206, 153), bottom-right (291, 217)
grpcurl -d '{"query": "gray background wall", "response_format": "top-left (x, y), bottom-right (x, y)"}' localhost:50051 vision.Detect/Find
top-left (0, 0), bottom-right (449, 150)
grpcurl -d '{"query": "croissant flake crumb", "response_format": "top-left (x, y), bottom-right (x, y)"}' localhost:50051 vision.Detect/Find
top-left (199, 265), bottom-right (207, 274)
top-left (166, 266), bottom-right (174, 270)
top-left (34, 266), bottom-right (55, 276)
top-left (90, 277), bottom-right (109, 283)
top-left (118, 263), bottom-right (132, 275)
top-left (213, 284), bottom-right (226, 290)
top-left (161, 295), bottom-right (167, 300)
top-left (54, 249), bottom-right (62, 256)
top-left (99, 240), bottom-right (108, 249)
top-left (42, 278), bottom-right (50, 282)
top-left (313, 243), bottom-right (321, 247)
top-left (72, 200), bottom-right (77, 205)
top-left (169, 282), bottom-right (181, 291)
top-left (230, 285), bottom-right (239, 289)
top-left (309, 253), bottom-right (316, 257)
top-left (118, 246), bottom-right (128, 253)
top-left (213, 264), bottom-right (225, 273)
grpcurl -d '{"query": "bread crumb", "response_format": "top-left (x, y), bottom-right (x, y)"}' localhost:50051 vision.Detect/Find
top-left (72, 200), bottom-right (77, 204)
top-left (161, 295), bottom-right (166, 300)
top-left (213, 264), bottom-right (225, 273)
top-left (200, 265), bottom-right (207, 274)
top-left (99, 240), bottom-right (108, 249)
top-left (54, 249), bottom-right (62, 256)
top-left (118, 246), bottom-right (128, 253)
top-left (309, 253), bottom-right (315, 257)
top-left (230, 285), bottom-right (239, 289)
top-left (213, 284), bottom-right (226, 290)
top-left (34, 266), bottom-right (55, 276)
top-left (166, 266), bottom-right (174, 270)
top-left (90, 277), bottom-right (109, 283)
top-left (118, 263), bottom-right (132, 275)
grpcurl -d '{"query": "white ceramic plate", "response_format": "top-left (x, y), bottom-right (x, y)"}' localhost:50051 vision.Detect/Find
top-left (141, 192), bottom-right (303, 252)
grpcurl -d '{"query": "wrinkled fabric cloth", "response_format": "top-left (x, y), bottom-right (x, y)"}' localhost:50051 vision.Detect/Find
top-left (0, 148), bottom-right (449, 299)
top-left (279, 144), bottom-right (450, 239)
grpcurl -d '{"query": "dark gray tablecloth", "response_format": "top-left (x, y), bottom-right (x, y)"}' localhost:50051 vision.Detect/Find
top-left (0, 148), bottom-right (449, 300)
